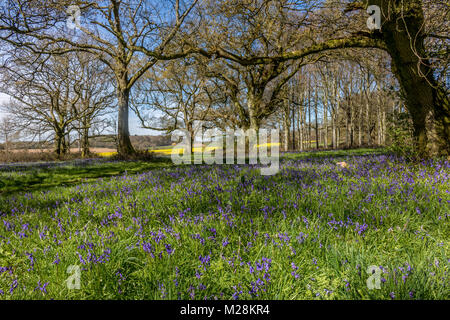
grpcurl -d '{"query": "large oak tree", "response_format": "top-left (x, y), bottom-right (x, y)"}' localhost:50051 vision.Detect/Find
top-left (195, 0), bottom-right (448, 156)
top-left (0, 0), bottom-right (199, 155)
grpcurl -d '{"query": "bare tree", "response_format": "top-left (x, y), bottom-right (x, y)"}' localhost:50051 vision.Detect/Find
top-left (71, 52), bottom-right (115, 157)
top-left (0, 115), bottom-right (16, 153)
top-left (199, 0), bottom-right (449, 156)
top-left (0, 0), bottom-right (200, 155)
top-left (0, 50), bottom-right (113, 157)
top-left (195, 0), bottom-right (320, 132)
top-left (132, 58), bottom-right (214, 153)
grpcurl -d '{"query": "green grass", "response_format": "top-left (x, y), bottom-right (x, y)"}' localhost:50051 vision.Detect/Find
top-left (282, 147), bottom-right (387, 160)
top-left (0, 149), bottom-right (448, 300)
top-left (0, 158), bottom-right (172, 194)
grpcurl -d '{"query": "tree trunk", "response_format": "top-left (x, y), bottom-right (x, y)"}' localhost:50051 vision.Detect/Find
top-left (331, 112), bottom-right (336, 149)
top-left (350, 96), bottom-right (355, 148)
top-left (358, 94), bottom-right (363, 147)
top-left (314, 102), bottom-right (319, 149)
top-left (187, 122), bottom-right (194, 155)
top-left (55, 130), bottom-right (64, 157)
top-left (64, 134), bottom-right (69, 154)
top-left (81, 120), bottom-right (90, 158)
top-left (366, 99), bottom-right (371, 146)
top-left (346, 99), bottom-right (351, 148)
top-left (307, 80), bottom-right (312, 150)
top-left (117, 86), bottom-right (135, 156)
top-left (247, 91), bottom-right (261, 133)
top-left (338, 127), bottom-right (341, 148)
top-left (299, 108), bottom-right (303, 151)
top-left (323, 99), bottom-right (328, 149)
top-left (370, 0), bottom-right (450, 156)
top-left (291, 94), bottom-right (296, 150)
top-left (335, 90), bottom-right (340, 148)
top-left (331, 81), bottom-right (338, 149)
top-left (283, 114), bottom-right (290, 151)
top-left (4, 132), bottom-right (9, 154)
top-left (298, 92), bottom-right (304, 151)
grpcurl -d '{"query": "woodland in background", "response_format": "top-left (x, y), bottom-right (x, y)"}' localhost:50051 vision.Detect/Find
top-left (0, 0), bottom-right (448, 159)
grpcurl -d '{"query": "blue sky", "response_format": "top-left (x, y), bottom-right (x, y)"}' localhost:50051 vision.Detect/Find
top-left (129, 109), bottom-right (160, 136)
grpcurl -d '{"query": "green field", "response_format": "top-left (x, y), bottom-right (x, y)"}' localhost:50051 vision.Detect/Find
top-left (0, 149), bottom-right (448, 300)
top-left (0, 158), bottom-right (172, 194)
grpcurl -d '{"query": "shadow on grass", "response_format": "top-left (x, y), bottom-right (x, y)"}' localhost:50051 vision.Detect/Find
top-left (0, 157), bottom-right (173, 195)
top-left (0, 148), bottom-right (388, 196)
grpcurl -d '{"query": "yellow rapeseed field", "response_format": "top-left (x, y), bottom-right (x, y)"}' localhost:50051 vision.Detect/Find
top-left (97, 143), bottom-right (281, 157)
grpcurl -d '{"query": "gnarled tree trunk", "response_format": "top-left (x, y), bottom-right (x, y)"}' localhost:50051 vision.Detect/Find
top-left (117, 85), bottom-right (135, 156)
top-left (370, 0), bottom-right (450, 156)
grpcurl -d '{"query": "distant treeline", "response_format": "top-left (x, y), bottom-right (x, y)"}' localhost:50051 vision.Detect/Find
top-left (0, 135), bottom-right (172, 151)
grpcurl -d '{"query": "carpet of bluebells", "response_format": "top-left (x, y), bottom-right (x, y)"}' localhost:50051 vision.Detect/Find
top-left (0, 152), bottom-right (448, 300)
